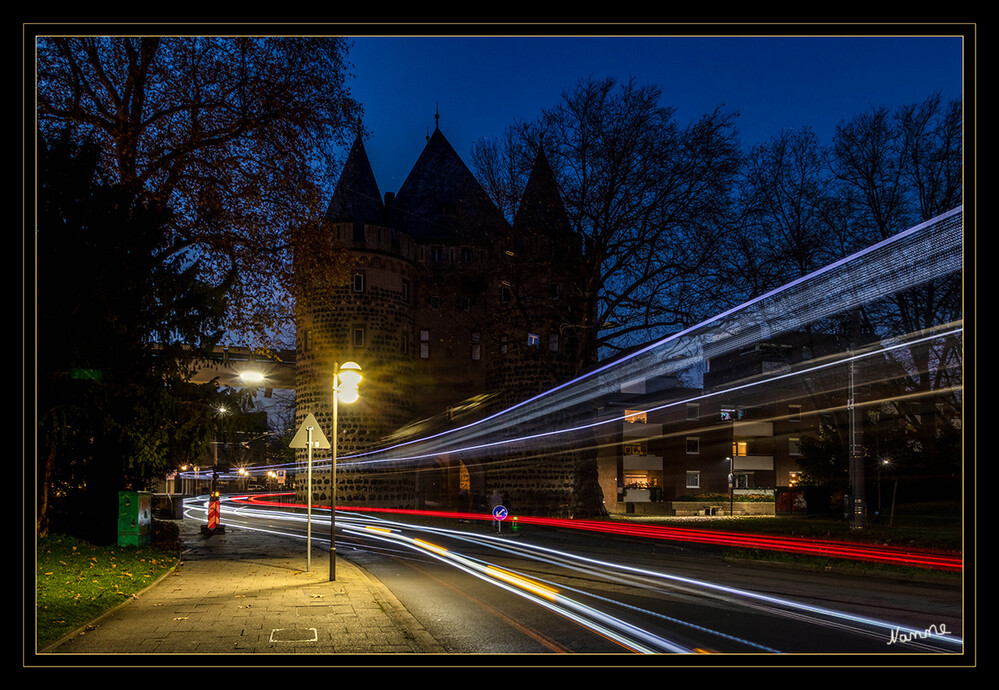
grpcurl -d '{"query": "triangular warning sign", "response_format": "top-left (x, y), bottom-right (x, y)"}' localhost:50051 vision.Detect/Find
top-left (289, 413), bottom-right (331, 449)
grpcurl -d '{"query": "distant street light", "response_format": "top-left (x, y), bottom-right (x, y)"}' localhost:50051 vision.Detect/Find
top-left (330, 361), bottom-right (362, 581)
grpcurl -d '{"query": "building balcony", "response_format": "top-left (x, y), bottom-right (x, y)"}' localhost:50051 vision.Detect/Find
top-left (622, 423), bottom-right (663, 439)
top-left (623, 455), bottom-right (663, 471)
top-left (732, 454), bottom-right (774, 471)
top-left (732, 420), bottom-right (773, 437)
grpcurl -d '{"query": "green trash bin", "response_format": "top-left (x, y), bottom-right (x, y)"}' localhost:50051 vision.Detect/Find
top-left (117, 491), bottom-right (152, 547)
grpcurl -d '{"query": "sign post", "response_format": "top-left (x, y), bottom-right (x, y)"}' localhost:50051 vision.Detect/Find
top-left (290, 413), bottom-right (331, 571)
top-left (492, 504), bottom-right (508, 533)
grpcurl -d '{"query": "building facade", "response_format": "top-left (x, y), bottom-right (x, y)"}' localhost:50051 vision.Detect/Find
top-left (597, 334), bottom-right (831, 514)
top-left (294, 121), bottom-right (588, 513)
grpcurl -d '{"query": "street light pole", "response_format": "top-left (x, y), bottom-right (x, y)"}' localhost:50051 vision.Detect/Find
top-left (727, 456), bottom-right (734, 516)
top-left (330, 361), bottom-right (362, 582)
top-left (330, 370), bottom-right (338, 581)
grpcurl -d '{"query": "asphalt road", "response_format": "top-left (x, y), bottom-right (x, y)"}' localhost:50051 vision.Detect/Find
top-left (214, 496), bottom-right (964, 657)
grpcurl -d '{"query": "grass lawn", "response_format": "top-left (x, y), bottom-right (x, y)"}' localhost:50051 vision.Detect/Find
top-left (34, 528), bottom-right (181, 650)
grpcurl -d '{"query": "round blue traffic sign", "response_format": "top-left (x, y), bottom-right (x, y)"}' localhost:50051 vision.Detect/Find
top-left (492, 505), bottom-right (508, 521)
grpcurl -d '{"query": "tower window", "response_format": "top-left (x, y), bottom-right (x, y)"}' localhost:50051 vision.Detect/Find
top-left (420, 329), bottom-right (430, 359)
top-left (353, 327), bottom-right (365, 348)
top-left (352, 271), bottom-right (365, 293)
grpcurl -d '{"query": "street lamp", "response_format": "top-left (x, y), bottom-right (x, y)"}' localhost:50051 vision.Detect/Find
top-left (727, 456), bottom-right (734, 517)
top-left (330, 361), bottom-right (362, 581)
top-left (239, 370), bottom-right (265, 385)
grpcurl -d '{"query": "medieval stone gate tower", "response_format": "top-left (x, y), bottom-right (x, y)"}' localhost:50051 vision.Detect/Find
top-left (294, 119), bottom-right (591, 514)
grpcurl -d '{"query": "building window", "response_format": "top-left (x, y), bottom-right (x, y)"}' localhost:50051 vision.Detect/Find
top-left (500, 336), bottom-right (509, 355)
top-left (420, 329), bottom-right (430, 359)
top-left (430, 245), bottom-right (444, 263)
top-left (624, 410), bottom-right (647, 424)
top-left (623, 441), bottom-right (647, 456)
top-left (789, 437), bottom-right (802, 456)
top-left (352, 271), bottom-right (365, 293)
top-left (732, 440), bottom-right (748, 456)
top-left (686, 437), bottom-right (700, 454)
top-left (686, 471), bottom-right (701, 489)
top-left (789, 404), bottom-right (802, 422)
top-left (549, 282), bottom-right (562, 300)
top-left (686, 403), bottom-right (699, 420)
top-left (721, 407), bottom-right (744, 421)
top-left (461, 246), bottom-right (473, 264)
top-left (549, 333), bottom-right (559, 352)
top-left (499, 282), bottom-right (512, 305)
top-left (401, 278), bottom-right (410, 303)
top-left (402, 332), bottom-right (410, 355)
top-left (352, 327), bottom-right (365, 348)
top-left (471, 331), bottom-right (481, 361)
top-left (303, 329), bottom-right (312, 352)
top-left (431, 295), bottom-right (442, 310)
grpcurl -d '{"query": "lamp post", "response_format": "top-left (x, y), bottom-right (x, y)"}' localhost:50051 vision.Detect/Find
top-left (727, 456), bottom-right (734, 517)
top-left (330, 361), bottom-right (362, 581)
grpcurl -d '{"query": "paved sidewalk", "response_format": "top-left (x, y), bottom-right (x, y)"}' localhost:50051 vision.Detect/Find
top-left (40, 518), bottom-right (447, 658)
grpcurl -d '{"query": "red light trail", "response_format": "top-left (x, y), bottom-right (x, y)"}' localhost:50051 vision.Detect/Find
top-left (231, 493), bottom-right (962, 573)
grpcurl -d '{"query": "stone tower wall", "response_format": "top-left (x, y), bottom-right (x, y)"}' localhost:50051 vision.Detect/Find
top-left (294, 222), bottom-right (421, 509)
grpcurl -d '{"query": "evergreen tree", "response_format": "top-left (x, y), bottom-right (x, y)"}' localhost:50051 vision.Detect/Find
top-left (37, 130), bottom-right (230, 543)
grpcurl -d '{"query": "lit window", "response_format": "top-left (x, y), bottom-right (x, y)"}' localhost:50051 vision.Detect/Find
top-left (732, 441), bottom-right (748, 456)
top-left (624, 410), bottom-right (647, 424)
top-left (686, 471), bottom-right (700, 489)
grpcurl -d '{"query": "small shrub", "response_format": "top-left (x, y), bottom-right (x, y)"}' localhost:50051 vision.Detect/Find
top-left (150, 519), bottom-right (181, 552)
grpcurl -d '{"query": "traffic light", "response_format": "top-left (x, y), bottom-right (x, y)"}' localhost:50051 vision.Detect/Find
top-left (337, 361), bottom-right (362, 404)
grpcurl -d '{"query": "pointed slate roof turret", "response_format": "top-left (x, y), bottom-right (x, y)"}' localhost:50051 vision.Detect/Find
top-left (512, 147), bottom-right (581, 265)
top-left (514, 147), bottom-right (573, 239)
top-left (388, 121), bottom-right (508, 243)
top-left (325, 133), bottom-right (385, 233)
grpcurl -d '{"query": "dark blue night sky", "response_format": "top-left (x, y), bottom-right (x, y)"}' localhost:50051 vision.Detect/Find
top-left (343, 34), bottom-right (965, 195)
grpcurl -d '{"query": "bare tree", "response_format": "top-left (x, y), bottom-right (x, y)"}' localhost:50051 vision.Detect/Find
top-left (473, 76), bottom-right (741, 372)
top-left (36, 35), bottom-right (361, 346)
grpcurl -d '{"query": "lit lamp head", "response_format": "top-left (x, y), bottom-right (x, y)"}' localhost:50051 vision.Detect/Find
top-left (239, 370), bottom-right (265, 385)
top-left (337, 361), bottom-right (363, 404)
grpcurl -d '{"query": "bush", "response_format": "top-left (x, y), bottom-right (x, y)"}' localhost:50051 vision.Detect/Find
top-left (151, 519), bottom-right (181, 552)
